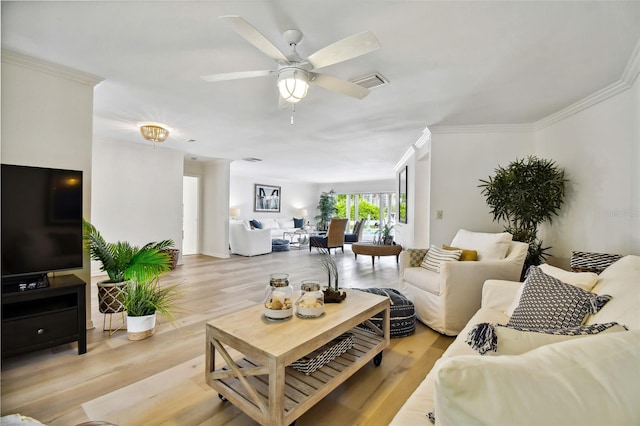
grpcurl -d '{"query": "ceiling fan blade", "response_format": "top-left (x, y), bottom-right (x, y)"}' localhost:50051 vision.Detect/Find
top-left (310, 73), bottom-right (371, 99)
top-left (201, 70), bottom-right (273, 82)
top-left (219, 15), bottom-right (289, 63)
top-left (307, 31), bottom-right (380, 70)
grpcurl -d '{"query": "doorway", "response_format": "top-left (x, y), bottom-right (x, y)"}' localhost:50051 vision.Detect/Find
top-left (183, 176), bottom-right (199, 255)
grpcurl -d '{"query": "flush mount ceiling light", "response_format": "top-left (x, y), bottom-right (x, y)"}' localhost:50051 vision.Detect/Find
top-left (139, 124), bottom-right (169, 142)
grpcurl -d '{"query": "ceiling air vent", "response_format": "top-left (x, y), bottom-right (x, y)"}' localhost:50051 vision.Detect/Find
top-left (243, 157), bottom-right (262, 162)
top-left (351, 73), bottom-right (389, 89)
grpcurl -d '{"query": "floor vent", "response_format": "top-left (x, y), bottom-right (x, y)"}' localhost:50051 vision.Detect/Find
top-left (351, 73), bottom-right (389, 89)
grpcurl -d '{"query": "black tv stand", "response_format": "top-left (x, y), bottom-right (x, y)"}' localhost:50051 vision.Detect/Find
top-left (2, 273), bottom-right (50, 293)
top-left (1, 274), bottom-right (86, 358)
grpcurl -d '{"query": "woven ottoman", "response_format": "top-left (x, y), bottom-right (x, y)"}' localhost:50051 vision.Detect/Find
top-left (271, 239), bottom-right (290, 252)
top-left (354, 288), bottom-right (416, 338)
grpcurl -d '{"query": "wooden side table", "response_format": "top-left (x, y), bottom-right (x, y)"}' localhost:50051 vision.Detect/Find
top-left (352, 242), bottom-right (403, 266)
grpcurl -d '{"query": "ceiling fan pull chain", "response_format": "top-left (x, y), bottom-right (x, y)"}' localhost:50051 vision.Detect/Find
top-left (290, 104), bottom-right (296, 125)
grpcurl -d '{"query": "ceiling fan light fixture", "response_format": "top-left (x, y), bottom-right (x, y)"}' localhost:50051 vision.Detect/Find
top-left (277, 68), bottom-right (309, 103)
top-left (139, 124), bottom-right (169, 142)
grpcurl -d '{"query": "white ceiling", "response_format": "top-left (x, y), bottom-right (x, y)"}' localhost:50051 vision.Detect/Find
top-left (2, 1), bottom-right (639, 183)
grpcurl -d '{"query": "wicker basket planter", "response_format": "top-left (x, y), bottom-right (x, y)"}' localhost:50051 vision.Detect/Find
top-left (162, 249), bottom-right (180, 270)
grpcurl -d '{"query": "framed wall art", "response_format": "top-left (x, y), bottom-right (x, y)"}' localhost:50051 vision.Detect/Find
top-left (254, 184), bottom-right (281, 212)
top-left (398, 166), bottom-right (408, 224)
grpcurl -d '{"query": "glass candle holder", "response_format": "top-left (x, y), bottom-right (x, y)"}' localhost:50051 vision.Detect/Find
top-left (295, 280), bottom-right (325, 318)
top-left (264, 273), bottom-right (293, 321)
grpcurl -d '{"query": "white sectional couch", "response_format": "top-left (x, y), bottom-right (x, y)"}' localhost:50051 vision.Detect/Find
top-left (391, 254), bottom-right (640, 425)
top-left (246, 217), bottom-right (303, 240)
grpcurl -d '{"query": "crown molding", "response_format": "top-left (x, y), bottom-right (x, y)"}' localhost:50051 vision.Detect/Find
top-left (1, 50), bottom-right (104, 86)
top-left (430, 123), bottom-right (534, 134)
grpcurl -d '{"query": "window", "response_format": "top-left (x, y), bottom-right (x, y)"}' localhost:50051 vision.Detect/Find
top-left (335, 192), bottom-right (396, 241)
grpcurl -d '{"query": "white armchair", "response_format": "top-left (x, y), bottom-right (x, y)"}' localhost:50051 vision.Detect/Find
top-left (229, 222), bottom-right (272, 256)
top-left (399, 229), bottom-right (528, 336)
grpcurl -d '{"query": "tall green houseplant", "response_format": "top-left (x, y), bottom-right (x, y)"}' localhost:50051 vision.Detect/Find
top-left (314, 190), bottom-right (338, 231)
top-left (479, 156), bottom-right (567, 274)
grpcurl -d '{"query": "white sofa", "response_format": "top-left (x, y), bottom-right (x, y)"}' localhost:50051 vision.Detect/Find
top-left (391, 254), bottom-right (640, 425)
top-left (247, 217), bottom-right (303, 240)
top-left (229, 222), bottom-right (272, 256)
top-left (399, 229), bottom-right (528, 336)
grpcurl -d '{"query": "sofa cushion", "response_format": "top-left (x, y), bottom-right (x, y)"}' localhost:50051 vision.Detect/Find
top-left (249, 219), bottom-right (262, 229)
top-left (442, 244), bottom-right (478, 261)
top-left (507, 266), bottom-right (611, 329)
top-left (538, 263), bottom-right (599, 291)
top-left (420, 245), bottom-right (462, 273)
top-left (402, 266), bottom-right (442, 295)
top-left (466, 322), bottom-right (626, 355)
top-left (278, 218), bottom-right (295, 229)
top-left (434, 330), bottom-right (640, 426)
top-left (293, 217), bottom-right (304, 228)
top-left (586, 255), bottom-right (640, 330)
top-left (450, 229), bottom-right (512, 260)
top-left (259, 218), bottom-right (279, 230)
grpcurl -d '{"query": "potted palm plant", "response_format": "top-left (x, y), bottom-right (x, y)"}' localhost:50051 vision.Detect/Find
top-left (83, 220), bottom-right (181, 340)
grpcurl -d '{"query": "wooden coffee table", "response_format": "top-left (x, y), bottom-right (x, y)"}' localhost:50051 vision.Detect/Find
top-left (205, 290), bottom-right (390, 426)
top-left (352, 242), bottom-right (403, 266)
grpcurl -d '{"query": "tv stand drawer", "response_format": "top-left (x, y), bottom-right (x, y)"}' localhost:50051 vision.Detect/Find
top-left (2, 309), bottom-right (78, 351)
top-left (1, 275), bottom-right (86, 358)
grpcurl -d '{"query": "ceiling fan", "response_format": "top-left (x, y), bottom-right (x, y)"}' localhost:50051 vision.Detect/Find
top-left (201, 15), bottom-right (381, 104)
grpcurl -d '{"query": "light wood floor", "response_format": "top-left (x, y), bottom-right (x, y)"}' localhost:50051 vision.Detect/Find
top-left (1, 247), bottom-right (453, 426)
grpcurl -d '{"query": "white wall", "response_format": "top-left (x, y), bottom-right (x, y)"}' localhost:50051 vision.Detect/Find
top-left (91, 140), bottom-right (184, 267)
top-left (201, 160), bottom-right (231, 258)
top-left (428, 130), bottom-right (535, 246)
top-left (535, 76), bottom-right (640, 257)
top-left (230, 169), bottom-right (319, 222)
top-left (1, 51), bottom-right (102, 328)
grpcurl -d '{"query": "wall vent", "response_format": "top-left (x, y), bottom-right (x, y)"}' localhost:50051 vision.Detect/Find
top-left (242, 157), bottom-right (262, 162)
top-left (351, 73), bottom-right (389, 89)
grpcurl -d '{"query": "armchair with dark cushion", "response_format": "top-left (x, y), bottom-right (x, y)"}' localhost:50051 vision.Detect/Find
top-left (344, 220), bottom-right (365, 244)
top-left (310, 218), bottom-right (348, 253)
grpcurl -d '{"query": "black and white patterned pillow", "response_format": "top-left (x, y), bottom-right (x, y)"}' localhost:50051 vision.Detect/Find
top-left (507, 266), bottom-right (611, 329)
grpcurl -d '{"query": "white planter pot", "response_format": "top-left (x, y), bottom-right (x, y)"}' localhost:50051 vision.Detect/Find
top-left (126, 313), bottom-right (156, 341)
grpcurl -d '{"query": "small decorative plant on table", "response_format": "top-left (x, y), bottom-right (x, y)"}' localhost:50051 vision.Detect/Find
top-left (375, 221), bottom-right (394, 245)
top-left (317, 248), bottom-right (346, 303)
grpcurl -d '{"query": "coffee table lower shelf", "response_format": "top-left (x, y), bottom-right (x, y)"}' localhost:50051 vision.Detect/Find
top-left (213, 327), bottom-right (385, 423)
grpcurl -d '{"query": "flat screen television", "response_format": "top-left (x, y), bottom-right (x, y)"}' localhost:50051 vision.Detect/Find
top-left (1, 164), bottom-right (83, 291)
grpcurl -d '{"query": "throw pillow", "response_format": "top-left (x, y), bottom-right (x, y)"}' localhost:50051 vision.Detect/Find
top-left (421, 245), bottom-right (462, 273)
top-left (406, 249), bottom-right (428, 267)
top-left (435, 330), bottom-right (640, 425)
top-left (249, 219), bottom-right (262, 229)
top-left (293, 217), bottom-right (304, 228)
top-left (466, 322), bottom-right (626, 355)
top-left (442, 244), bottom-right (478, 261)
top-left (507, 266), bottom-right (611, 329)
top-left (538, 263), bottom-right (599, 291)
top-left (450, 229), bottom-right (512, 260)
